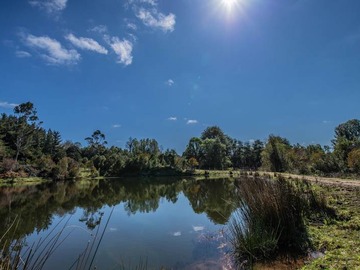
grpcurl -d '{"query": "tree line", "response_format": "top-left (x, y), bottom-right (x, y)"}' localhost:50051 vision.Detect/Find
top-left (0, 102), bottom-right (359, 180)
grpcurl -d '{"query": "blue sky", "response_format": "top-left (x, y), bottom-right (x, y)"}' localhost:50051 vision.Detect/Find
top-left (1, 0), bottom-right (360, 152)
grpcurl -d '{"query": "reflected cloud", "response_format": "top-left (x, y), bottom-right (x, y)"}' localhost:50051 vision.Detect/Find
top-left (192, 226), bottom-right (205, 232)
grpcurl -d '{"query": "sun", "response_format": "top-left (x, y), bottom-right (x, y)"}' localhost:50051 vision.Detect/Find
top-left (221, 0), bottom-right (239, 12)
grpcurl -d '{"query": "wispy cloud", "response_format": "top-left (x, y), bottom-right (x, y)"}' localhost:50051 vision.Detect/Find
top-left (187, 120), bottom-right (198, 125)
top-left (89, 25), bottom-right (108, 34)
top-left (166, 79), bottom-right (174, 86)
top-left (24, 34), bottom-right (80, 65)
top-left (15, 50), bottom-right (32, 58)
top-left (127, 22), bottom-right (138, 31)
top-left (322, 120), bottom-right (331, 124)
top-left (108, 37), bottom-right (133, 66)
top-left (136, 8), bottom-right (175, 32)
top-left (0, 101), bottom-right (19, 109)
top-left (112, 124), bottom-right (121, 128)
top-left (126, 0), bottom-right (157, 7)
top-left (167, 117), bottom-right (177, 121)
top-left (65, 34), bottom-right (108, 54)
top-left (29, 0), bottom-right (68, 13)
top-left (140, 0), bottom-right (157, 6)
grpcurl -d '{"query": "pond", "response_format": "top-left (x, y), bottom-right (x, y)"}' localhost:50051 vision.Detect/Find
top-left (0, 177), bottom-right (238, 269)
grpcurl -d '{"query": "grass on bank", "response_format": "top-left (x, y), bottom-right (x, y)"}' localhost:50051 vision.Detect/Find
top-left (228, 176), bottom-right (335, 268)
top-left (0, 177), bottom-right (48, 187)
top-left (303, 184), bottom-right (360, 269)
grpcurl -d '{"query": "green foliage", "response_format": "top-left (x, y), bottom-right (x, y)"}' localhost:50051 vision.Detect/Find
top-left (36, 155), bottom-right (56, 176)
top-left (85, 129), bottom-right (107, 147)
top-left (201, 126), bottom-right (227, 142)
top-left (0, 101), bottom-right (359, 180)
top-left (347, 148), bottom-right (360, 173)
top-left (332, 119), bottom-right (360, 172)
top-left (201, 138), bottom-right (230, 169)
top-left (187, 157), bottom-right (199, 170)
top-left (261, 135), bottom-right (291, 172)
top-left (183, 127), bottom-right (263, 170)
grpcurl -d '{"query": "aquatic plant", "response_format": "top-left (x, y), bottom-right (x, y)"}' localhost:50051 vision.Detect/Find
top-left (0, 208), bottom-right (114, 270)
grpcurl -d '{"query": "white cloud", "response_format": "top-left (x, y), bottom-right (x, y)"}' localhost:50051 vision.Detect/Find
top-left (126, 0), bottom-right (157, 7)
top-left (29, 0), bottom-right (68, 13)
top-left (167, 117), bottom-right (177, 121)
top-left (89, 25), bottom-right (108, 34)
top-left (15, 50), bottom-right (32, 58)
top-left (24, 34), bottom-right (80, 65)
top-left (0, 101), bottom-right (19, 109)
top-left (187, 120), bottom-right (198, 125)
top-left (65, 34), bottom-right (108, 54)
top-left (127, 23), bottom-right (138, 31)
top-left (192, 226), bottom-right (204, 232)
top-left (109, 37), bottom-right (133, 66)
top-left (112, 124), bottom-right (121, 128)
top-left (127, 33), bottom-right (137, 42)
top-left (140, 0), bottom-right (157, 6)
top-left (136, 8), bottom-right (175, 32)
top-left (166, 79), bottom-right (174, 86)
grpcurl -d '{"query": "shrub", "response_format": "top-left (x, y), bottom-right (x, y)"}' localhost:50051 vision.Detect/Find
top-left (0, 158), bottom-right (18, 173)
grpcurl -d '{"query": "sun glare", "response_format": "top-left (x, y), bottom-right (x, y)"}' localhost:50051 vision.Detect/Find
top-left (221, 0), bottom-right (239, 12)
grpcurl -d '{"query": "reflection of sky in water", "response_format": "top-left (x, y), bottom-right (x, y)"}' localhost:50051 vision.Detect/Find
top-left (27, 192), bottom-right (225, 269)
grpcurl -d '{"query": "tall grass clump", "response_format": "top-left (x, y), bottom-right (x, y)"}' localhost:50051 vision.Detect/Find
top-left (229, 176), bottom-right (332, 267)
top-left (0, 207), bottom-right (116, 270)
top-left (0, 216), bottom-right (78, 270)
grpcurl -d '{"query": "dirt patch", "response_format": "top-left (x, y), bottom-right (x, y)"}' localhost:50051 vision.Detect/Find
top-left (259, 172), bottom-right (360, 188)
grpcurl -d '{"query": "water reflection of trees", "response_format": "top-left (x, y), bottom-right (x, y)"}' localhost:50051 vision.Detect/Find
top-left (183, 179), bottom-right (237, 224)
top-left (0, 177), bottom-right (238, 242)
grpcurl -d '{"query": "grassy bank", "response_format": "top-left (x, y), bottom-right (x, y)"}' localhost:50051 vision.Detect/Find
top-left (0, 177), bottom-right (49, 187)
top-left (303, 183), bottom-right (360, 269)
top-left (225, 173), bottom-right (360, 269)
top-left (248, 171), bottom-right (360, 269)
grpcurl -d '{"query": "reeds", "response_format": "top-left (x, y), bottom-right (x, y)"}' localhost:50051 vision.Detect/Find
top-left (1, 216), bottom-right (74, 270)
top-left (229, 176), bottom-right (332, 267)
top-left (0, 207), bottom-right (115, 270)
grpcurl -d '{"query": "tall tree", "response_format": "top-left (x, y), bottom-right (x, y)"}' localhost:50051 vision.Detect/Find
top-left (183, 137), bottom-right (203, 162)
top-left (332, 119), bottom-right (360, 170)
top-left (85, 130), bottom-right (107, 147)
top-left (201, 138), bottom-right (230, 169)
top-left (12, 102), bottom-right (41, 163)
top-left (261, 135), bottom-right (291, 172)
top-left (252, 139), bottom-right (264, 169)
top-left (201, 126), bottom-right (226, 142)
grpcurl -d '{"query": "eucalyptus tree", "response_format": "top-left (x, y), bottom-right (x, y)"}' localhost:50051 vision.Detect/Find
top-left (12, 102), bottom-right (41, 163)
top-left (85, 130), bottom-right (107, 148)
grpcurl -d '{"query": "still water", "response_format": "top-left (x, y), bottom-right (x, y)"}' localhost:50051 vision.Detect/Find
top-left (0, 178), bottom-right (237, 269)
